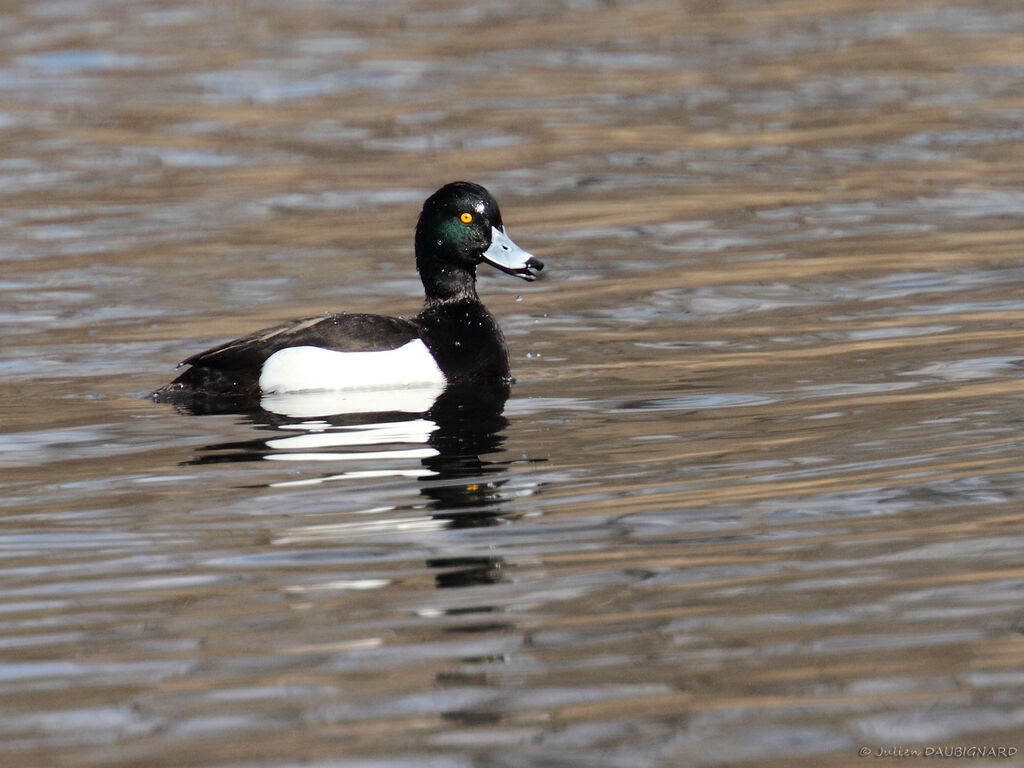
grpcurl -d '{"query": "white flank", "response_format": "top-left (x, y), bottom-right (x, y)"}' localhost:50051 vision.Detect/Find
top-left (258, 340), bottom-right (446, 394)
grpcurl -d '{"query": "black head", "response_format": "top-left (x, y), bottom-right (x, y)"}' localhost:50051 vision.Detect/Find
top-left (415, 181), bottom-right (543, 302)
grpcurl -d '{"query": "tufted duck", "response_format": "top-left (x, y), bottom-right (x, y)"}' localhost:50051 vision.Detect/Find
top-left (152, 181), bottom-right (544, 405)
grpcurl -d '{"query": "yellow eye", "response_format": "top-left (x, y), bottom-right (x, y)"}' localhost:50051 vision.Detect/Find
top-left (460, 212), bottom-right (473, 224)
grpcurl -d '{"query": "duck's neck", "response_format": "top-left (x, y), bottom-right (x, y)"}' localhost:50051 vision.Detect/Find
top-left (415, 223), bottom-right (480, 304)
top-left (418, 263), bottom-right (479, 305)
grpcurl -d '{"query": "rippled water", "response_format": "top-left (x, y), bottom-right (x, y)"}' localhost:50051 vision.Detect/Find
top-left (3, 1), bottom-right (1024, 766)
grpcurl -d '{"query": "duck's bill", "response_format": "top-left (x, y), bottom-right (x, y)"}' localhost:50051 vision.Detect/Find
top-left (482, 227), bottom-right (544, 281)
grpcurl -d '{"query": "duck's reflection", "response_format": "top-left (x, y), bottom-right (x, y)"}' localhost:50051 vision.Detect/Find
top-left (179, 381), bottom-right (533, 529)
top-left (168, 383), bottom-right (538, 727)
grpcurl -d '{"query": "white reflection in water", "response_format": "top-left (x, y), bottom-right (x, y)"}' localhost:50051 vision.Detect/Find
top-left (264, 448), bottom-right (437, 463)
top-left (270, 469), bottom-right (435, 489)
top-left (261, 384), bottom-right (443, 417)
top-left (275, 515), bottom-right (448, 545)
top-left (265, 419), bottom-right (437, 450)
top-left (261, 417), bottom-right (440, 483)
top-left (284, 579), bottom-right (391, 593)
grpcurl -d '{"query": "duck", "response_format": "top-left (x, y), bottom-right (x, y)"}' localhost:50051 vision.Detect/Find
top-left (152, 181), bottom-right (544, 405)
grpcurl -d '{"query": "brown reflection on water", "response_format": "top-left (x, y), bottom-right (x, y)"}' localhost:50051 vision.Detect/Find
top-left (3, 0), bottom-right (1024, 766)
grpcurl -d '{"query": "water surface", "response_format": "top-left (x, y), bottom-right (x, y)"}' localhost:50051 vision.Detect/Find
top-left (3, 1), bottom-right (1024, 766)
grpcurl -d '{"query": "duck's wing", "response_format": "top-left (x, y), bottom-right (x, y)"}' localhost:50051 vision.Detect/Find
top-left (155, 313), bottom-right (422, 402)
top-left (181, 312), bottom-right (421, 369)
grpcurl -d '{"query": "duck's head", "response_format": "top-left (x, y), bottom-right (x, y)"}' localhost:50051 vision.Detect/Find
top-left (415, 181), bottom-right (544, 300)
